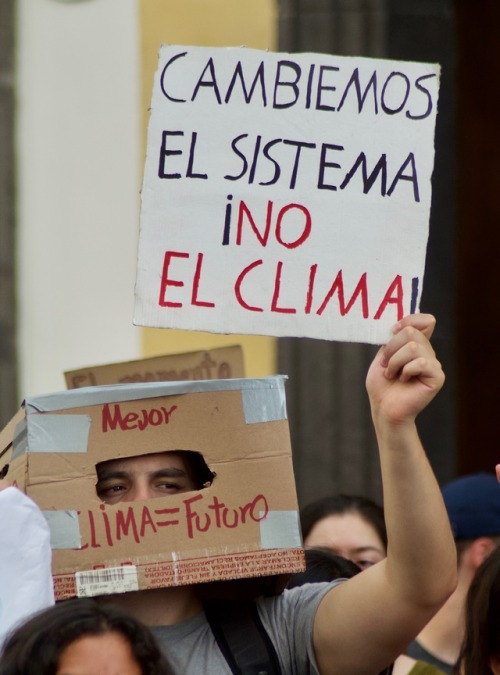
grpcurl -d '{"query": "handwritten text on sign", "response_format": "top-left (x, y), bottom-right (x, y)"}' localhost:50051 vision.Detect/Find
top-left (79, 492), bottom-right (269, 549)
top-left (134, 45), bottom-right (440, 344)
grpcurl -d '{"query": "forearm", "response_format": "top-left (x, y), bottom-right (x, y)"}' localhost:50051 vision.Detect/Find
top-left (313, 431), bottom-right (456, 675)
top-left (313, 316), bottom-right (457, 675)
top-left (374, 415), bottom-right (457, 607)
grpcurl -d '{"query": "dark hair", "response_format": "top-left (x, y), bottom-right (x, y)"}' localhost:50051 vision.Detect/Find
top-left (300, 494), bottom-right (387, 550)
top-left (0, 599), bottom-right (172, 675)
top-left (454, 546), bottom-right (500, 674)
top-left (179, 450), bottom-right (216, 489)
top-left (286, 548), bottom-right (361, 589)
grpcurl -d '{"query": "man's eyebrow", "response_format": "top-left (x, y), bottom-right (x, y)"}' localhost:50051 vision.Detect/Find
top-left (95, 469), bottom-right (129, 483)
top-left (96, 467), bottom-right (189, 482)
top-left (151, 468), bottom-right (188, 479)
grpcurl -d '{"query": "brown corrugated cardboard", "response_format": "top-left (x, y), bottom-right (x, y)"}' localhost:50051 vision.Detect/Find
top-left (0, 408), bottom-right (24, 482)
top-left (64, 345), bottom-right (245, 388)
top-left (3, 377), bottom-right (304, 600)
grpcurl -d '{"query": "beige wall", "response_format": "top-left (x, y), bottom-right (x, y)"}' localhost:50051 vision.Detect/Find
top-left (16, 0), bottom-right (141, 396)
top-left (138, 0), bottom-right (278, 377)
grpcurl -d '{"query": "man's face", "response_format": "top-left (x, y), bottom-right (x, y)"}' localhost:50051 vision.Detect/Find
top-left (95, 452), bottom-right (197, 505)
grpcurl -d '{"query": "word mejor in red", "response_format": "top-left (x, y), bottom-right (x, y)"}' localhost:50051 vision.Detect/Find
top-left (80, 492), bottom-right (269, 549)
top-left (101, 402), bottom-right (178, 432)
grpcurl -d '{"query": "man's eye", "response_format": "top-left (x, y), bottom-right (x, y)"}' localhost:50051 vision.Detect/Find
top-left (96, 483), bottom-right (127, 497)
top-left (156, 481), bottom-right (182, 492)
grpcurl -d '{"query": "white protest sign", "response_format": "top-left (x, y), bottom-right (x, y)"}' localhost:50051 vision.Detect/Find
top-left (134, 45), bottom-right (440, 344)
top-left (0, 486), bottom-right (54, 648)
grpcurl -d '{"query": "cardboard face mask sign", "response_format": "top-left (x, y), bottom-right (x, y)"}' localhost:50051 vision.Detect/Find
top-left (4, 377), bottom-right (303, 600)
top-left (134, 45), bottom-right (441, 344)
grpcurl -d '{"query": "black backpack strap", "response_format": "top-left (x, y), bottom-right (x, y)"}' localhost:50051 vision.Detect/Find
top-left (379, 665), bottom-right (394, 675)
top-left (204, 599), bottom-right (282, 675)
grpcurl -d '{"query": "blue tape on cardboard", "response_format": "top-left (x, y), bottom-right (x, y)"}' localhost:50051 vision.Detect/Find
top-left (43, 510), bottom-right (82, 549)
top-left (260, 510), bottom-right (302, 549)
top-left (13, 415), bottom-right (91, 454)
top-left (241, 382), bottom-right (287, 423)
top-left (23, 377), bottom-right (288, 422)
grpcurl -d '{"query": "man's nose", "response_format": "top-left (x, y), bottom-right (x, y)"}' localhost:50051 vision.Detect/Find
top-left (123, 479), bottom-right (154, 502)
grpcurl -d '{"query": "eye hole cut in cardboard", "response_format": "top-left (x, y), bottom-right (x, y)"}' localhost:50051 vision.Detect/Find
top-left (95, 450), bottom-right (217, 505)
top-left (1, 377), bottom-right (304, 600)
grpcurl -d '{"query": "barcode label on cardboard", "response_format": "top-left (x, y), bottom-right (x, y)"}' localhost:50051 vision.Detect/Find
top-left (75, 566), bottom-right (139, 597)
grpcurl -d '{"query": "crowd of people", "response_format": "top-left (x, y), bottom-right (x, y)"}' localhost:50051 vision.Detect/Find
top-left (298, 471), bottom-right (500, 674)
top-left (1, 314), bottom-right (498, 674)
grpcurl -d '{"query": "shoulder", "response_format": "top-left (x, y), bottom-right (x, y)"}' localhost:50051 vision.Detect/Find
top-left (258, 581), bottom-right (343, 617)
top-left (256, 582), bottom-right (344, 674)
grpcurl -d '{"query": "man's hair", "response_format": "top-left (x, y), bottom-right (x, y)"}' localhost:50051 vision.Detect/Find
top-left (178, 450), bottom-right (216, 489)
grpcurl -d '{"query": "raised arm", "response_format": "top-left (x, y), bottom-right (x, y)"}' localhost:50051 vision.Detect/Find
top-left (312, 314), bottom-right (457, 675)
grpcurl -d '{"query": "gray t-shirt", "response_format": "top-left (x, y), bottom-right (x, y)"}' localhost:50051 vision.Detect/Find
top-left (151, 581), bottom-right (339, 674)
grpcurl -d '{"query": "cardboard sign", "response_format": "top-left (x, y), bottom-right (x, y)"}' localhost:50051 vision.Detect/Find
top-left (3, 378), bottom-right (303, 600)
top-left (134, 45), bottom-right (440, 344)
top-left (64, 345), bottom-right (245, 388)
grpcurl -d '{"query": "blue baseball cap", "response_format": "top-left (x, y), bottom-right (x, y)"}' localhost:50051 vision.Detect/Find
top-left (442, 472), bottom-right (500, 540)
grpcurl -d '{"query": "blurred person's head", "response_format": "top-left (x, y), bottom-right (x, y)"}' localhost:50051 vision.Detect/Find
top-left (454, 546), bottom-right (500, 674)
top-left (286, 548), bottom-right (361, 589)
top-left (437, 473), bottom-right (500, 601)
top-left (443, 473), bottom-right (500, 542)
top-left (0, 598), bottom-right (172, 675)
top-left (300, 494), bottom-right (387, 570)
top-left (411, 473), bottom-right (500, 673)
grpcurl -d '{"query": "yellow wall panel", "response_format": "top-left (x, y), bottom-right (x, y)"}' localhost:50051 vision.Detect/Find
top-left (139, 0), bottom-right (278, 377)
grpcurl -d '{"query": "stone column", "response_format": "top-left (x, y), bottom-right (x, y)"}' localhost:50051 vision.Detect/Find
top-left (0, 0), bottom-right (18, 428)
top-left (277, 0), bottom-right (457, 506)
